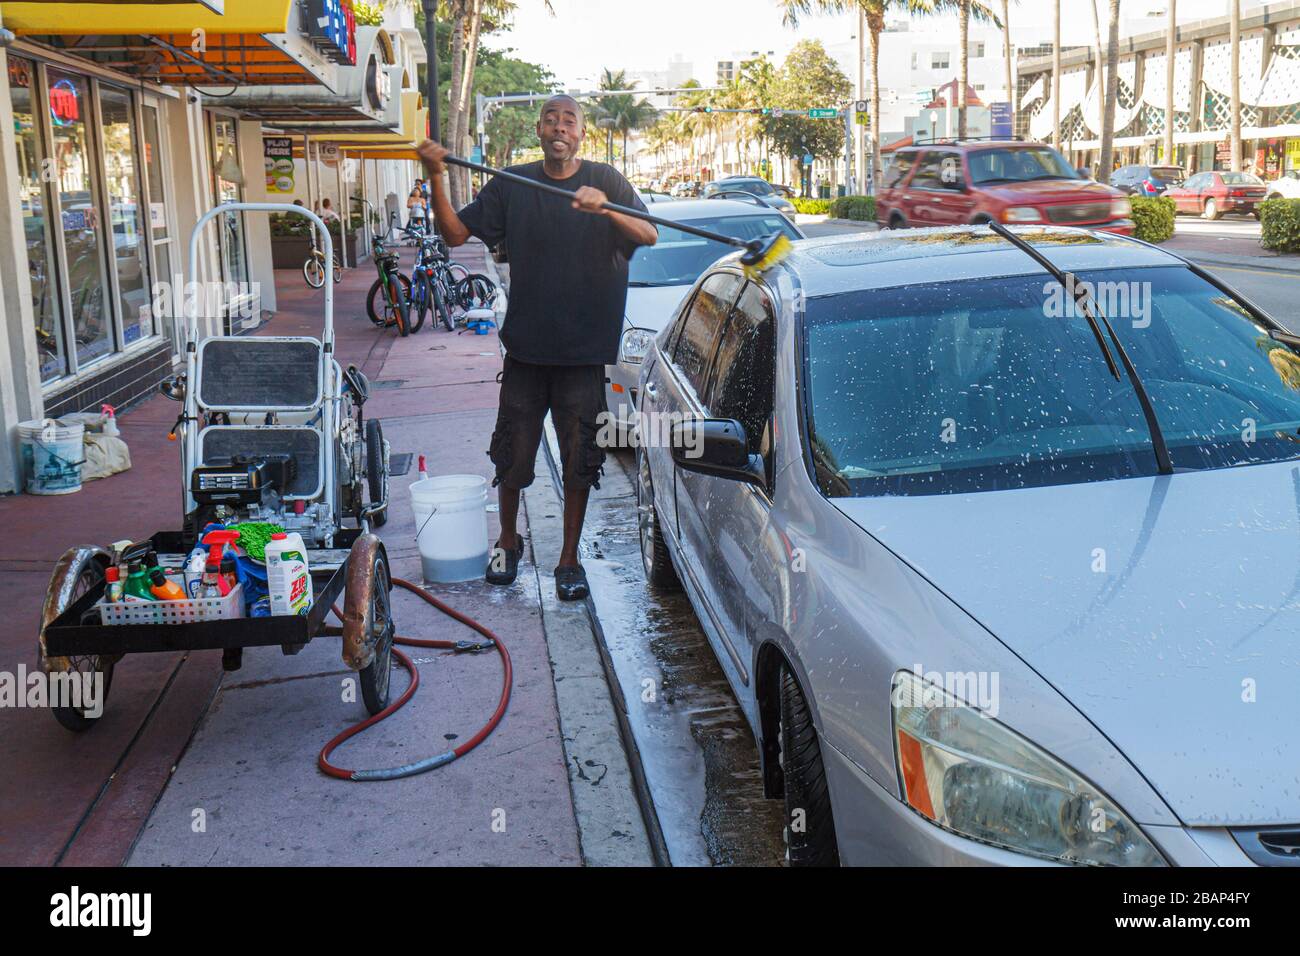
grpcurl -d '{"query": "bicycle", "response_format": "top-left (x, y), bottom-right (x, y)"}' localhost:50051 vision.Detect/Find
top-left (410, 234), bottom-right (472, 332)
top-left (303, 221), bottom-right (343, 289)
top-left (365, 225), bottom-right (411, 336)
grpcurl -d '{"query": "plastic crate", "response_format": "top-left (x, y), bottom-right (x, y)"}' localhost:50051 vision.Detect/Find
top-left (98, 581), bottom-right (245, 626)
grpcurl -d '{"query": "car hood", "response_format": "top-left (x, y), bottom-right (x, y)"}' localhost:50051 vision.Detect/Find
top-left (980, 179), bottom-right (1120, 203)
top-left (832, 460), bottom-right (1300, 826)
top-left (625, 284), bottom-right (692, 335)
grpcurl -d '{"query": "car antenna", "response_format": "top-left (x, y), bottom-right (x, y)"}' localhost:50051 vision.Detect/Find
top-left (987, 222), bottom-right (1173, 475)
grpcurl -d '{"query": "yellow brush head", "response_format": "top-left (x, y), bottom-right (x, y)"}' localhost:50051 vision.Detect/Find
top-left (740, 233), bottom-right (793, 279)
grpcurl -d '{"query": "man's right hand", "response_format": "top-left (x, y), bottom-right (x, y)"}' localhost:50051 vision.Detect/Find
top-left (417, 140), bottom-right (449, 177)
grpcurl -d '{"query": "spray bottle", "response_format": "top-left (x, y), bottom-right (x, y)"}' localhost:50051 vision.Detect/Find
top-left (104, 566), bottom-right (124, 603)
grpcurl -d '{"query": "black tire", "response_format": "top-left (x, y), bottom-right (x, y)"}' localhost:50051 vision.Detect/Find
top-left (366, 273), bottom-right (411, 328)
top-left (389, 274), bottom-right (411, 336)
top-left (779, 664), bottom-right (839, 866)
top-left (365, 418), bottom-right (388, 528)
top-left (355, 552), bottom-right (395, 716)
top-left (434, 276), bottom-right (455, 331)
top-left (42, 550), bottom-right (115, 732)
top-left (332, 258), bottom-right (344, 283)
top-left (637, 446), bottom-right (680, 590)
top-left (303, 255), bottom-right (325, 289)
top-left (888, 212), bottom-right (907, 230)
top-left (407, 273), bottom-right (428, 334)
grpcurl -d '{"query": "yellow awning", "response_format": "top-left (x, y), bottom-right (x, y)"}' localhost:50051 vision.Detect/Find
top-left (1, 0), bottom-right (291, 36)
top-left (343, 148), bottom-right (421, 161)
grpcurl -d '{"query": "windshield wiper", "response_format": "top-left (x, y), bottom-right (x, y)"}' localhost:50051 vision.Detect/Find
top-left (988, 222), bottom-right (1174, 475)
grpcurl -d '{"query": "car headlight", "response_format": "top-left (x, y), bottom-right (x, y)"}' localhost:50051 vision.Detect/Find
top-left (892, 670), bottom-right (1165, 866)
top-left (1002, 206), bottom-right (1041, 223)
top-left (1110, 196), bottom-right (1132, 218)
top-left (619, 327), bottom-right (656, 365)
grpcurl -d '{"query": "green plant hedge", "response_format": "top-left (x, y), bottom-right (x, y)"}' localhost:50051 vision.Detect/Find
top-left (790, 197), bottom-right (832, 215)
top-left (829, 195), bottom-right (876, 221)
top-left (1260, 198), bottom-right (1300, 252)
top-left (1128, 196), bottom-right (1175, 243)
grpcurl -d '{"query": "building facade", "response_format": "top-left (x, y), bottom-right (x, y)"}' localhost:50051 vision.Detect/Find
top-left (0, 1), bottom-right (424, 494)
top-left (1019, 0), bottom-right (1300, 177)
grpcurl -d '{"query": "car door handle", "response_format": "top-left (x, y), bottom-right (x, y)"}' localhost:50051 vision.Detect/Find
top-left (643, 382), bottom-right (658, 402)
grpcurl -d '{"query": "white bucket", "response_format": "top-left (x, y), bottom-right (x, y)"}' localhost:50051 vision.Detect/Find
top-left (411, 474), bottom-right (489, 583)
top-left (19, 419), bottom-right (85, 495)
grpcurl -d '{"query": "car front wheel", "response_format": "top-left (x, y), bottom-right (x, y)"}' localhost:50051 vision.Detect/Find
top-left (1203, 198), bottom-right (1220, 220)
top-left (636, 445), bottom-right (680, 590)
top-left (779, 664), bottom-right (839, 866)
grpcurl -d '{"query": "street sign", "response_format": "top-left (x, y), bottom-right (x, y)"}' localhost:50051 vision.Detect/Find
top-left (990, 101), bottom-right (1013, 137)
top-left (855, 99), bottom-right (868, 113)
top-left (915, 89), bottom-right (933, 105)
top-left (808, 108), bottom-right (837, 119)
top-left (470, 145), bottom-right (483, 165)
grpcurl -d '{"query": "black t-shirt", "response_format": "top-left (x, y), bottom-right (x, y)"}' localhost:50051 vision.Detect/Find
top-left (458, 161), bottom-right (649, 366)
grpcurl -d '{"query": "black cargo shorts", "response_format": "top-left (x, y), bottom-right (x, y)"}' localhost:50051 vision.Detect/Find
top-left (488, 355), bottom-right (607, 492)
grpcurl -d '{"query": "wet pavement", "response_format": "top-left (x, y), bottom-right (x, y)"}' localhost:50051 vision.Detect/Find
top-left (577, 447), bottom-right (786, 866)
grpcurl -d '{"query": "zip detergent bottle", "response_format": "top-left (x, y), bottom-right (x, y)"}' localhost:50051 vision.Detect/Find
top-left (265, 532), bottom-right (313, 616)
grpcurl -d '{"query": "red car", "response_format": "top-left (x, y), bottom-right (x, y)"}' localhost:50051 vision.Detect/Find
top-left (876, 140), bottom-right (1133, 234)
top-left (1163, 170), bottom-right (1267, 220)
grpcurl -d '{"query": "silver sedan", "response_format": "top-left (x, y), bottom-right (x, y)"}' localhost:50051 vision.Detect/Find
top-left (636, 225), bottom-right (1300, 866)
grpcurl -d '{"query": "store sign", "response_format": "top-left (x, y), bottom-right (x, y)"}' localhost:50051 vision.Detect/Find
top-left (264, 136), bottom-right (295, 194)
top-left (364, 53), bottom-right (391, 111)
top-left (306, 0), bottom-right (357, 66)
top-left (49, 78), bottom-right (79, 126)
top-left (990, 102), bottom-right (1013, 138)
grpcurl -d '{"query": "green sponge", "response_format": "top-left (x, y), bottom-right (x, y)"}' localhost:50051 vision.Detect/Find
top-left (227, 522), bottom-right (286, 562)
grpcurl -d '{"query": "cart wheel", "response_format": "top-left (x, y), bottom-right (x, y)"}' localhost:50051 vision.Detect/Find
top-left (40, 546), bottom-right (116, 732)
top-left (365, 418), bottom-right (389, 528)
top-left (349, 545), bottom-right (395, 716)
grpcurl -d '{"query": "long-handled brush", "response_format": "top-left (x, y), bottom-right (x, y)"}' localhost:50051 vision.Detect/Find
top-left (440, 154), bottom-right (793, 279)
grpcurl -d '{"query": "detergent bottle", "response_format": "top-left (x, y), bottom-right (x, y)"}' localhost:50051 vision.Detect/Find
top-left (148, 569), bottom-right (187, 601)
top-left (265, 532), bottom-right (313, 616)
top-left (124, 562), bottom-right (156, 601)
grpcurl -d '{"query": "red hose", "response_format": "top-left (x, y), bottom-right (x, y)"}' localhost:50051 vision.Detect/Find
top-left (317, 577), bottom-right (512, 781)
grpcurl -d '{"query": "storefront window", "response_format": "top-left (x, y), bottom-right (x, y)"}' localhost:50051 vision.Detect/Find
top-left (99, 84), bottom-right (152, 345)
top-left (8, 56), bottom-right (66, 382)
top-left (47, 67), bottom-right (113, 369)
top-left (209, 115), bottom-right (249, 293)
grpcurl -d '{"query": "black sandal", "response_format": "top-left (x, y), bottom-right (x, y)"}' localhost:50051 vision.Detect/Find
top-left (554, 564), bottom-right (590, 602)
top-left (486, 539), bottom-right (525, 585)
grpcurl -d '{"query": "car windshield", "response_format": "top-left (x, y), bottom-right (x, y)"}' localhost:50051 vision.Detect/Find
top-left (717, 179), bottom-right (775, 196)
top-left (628, 214), bottom-right (799, 287)
top-left (1220, 172), bottom-right (1264, 185)
top-left (803, 266), bottom-right (1300, 496)
top-left (967, 147), bottom-right (1079, 184)
top-left (1148, 166), bottom-right (1184, 183)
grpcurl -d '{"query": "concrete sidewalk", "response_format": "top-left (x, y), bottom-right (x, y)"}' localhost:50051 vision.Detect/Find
top-left (1, 240), bottom-right (649, 867)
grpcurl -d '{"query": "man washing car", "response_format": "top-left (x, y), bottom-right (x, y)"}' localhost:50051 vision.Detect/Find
top-left (417, 95), bottom-right (657, 600)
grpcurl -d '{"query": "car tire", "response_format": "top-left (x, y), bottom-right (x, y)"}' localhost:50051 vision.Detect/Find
top-left (779, 663), bottom-right (839, 867)
top-left (636, 445), bottom-right (681, 590)
top-left (1203, 198), bottom-right (1220, 221)
top-left (888, 212), bottom-right (907, 230)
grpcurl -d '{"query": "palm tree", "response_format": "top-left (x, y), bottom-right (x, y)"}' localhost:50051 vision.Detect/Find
top-left (1164, 0), bottom-right (1175, 166)
top-left (1097, 0), bottom-right (1119, 177)
top-left (779, 1), bottom-right (983, 192)
top-left (947, 0), bottom-right (1000, 139)
top-left (591, 69), bottom-right (658, 174)
top-left (1001, 0), bottom-right (1018, 124)
top-left (1230, 0), bottom-right (1241, 172)
top-left (1052, 0), bottom-right (1061, 150)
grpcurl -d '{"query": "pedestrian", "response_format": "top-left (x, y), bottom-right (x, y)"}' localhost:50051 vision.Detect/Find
top-left (406, 186), bottom-right (427, 232)
top-left (417, 95), bottom-right (657, 600)
top-left (318, 197), bottom-right (340, 223)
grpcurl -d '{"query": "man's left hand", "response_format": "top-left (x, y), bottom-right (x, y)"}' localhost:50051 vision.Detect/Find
top-left (572, 186), bottom-right (609, 215)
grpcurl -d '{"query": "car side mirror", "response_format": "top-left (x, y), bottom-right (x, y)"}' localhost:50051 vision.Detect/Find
top-left (670, 418), bottom-right (765, 487)
top-left (1077, 168), bottom-right (1092, 179)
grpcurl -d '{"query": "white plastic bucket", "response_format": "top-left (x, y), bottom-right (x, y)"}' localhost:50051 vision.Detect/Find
top-left (19, 419), bottom-right (84, 495)
top-left (411, 475), bottom-right (489, 583)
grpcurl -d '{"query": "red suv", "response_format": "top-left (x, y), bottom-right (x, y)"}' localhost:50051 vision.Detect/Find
top-left (876, 140), bottom-right (1134, 235)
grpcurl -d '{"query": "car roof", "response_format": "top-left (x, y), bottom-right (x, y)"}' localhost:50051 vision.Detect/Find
top-left (645, 197), bottom-right (791, 221)
top-left (732, 225), bottom-right (1187, 298)
top-left (899, 140), bottom-right (1036, 153)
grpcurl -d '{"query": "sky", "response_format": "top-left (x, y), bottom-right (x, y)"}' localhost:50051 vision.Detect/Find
top-left (487, 0), bottom-right (1260, 91)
